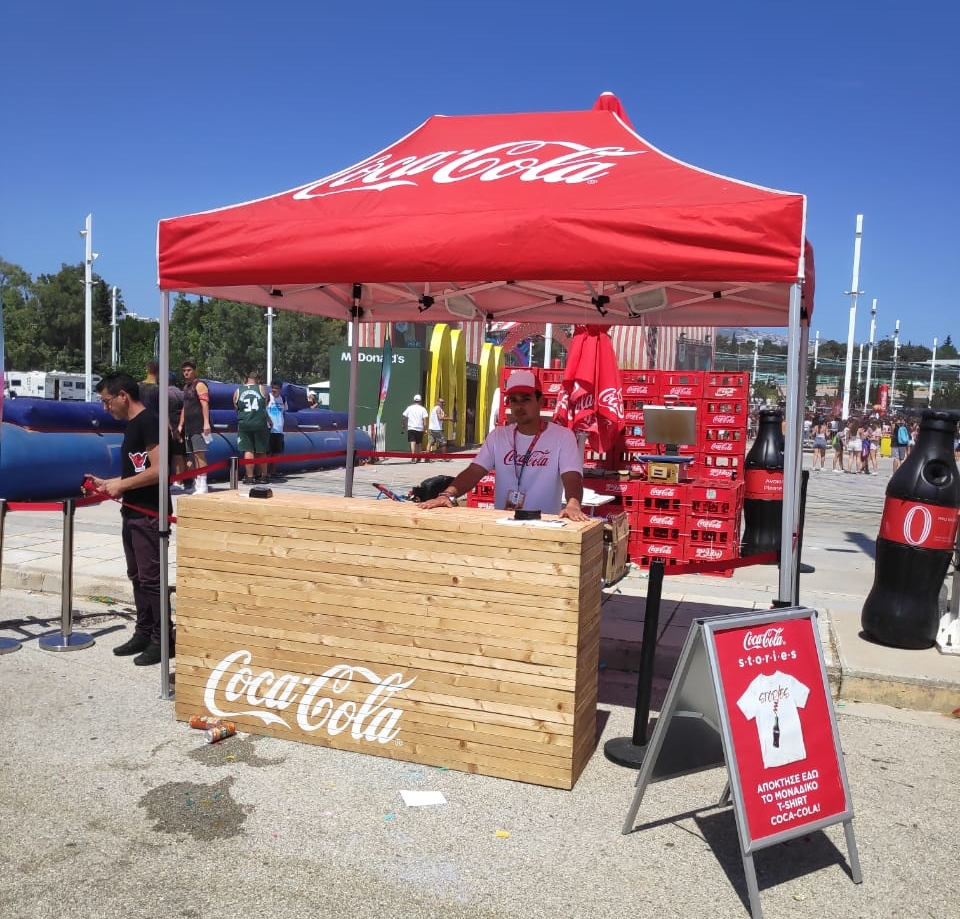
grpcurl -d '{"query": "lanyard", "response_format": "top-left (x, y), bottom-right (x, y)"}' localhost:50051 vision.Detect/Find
top-left (512, 421), bottom-right (546, 493)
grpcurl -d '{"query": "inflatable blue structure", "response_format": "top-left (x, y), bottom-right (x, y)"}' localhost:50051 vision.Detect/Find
top-left (0, 380), bottom-right (371, 501)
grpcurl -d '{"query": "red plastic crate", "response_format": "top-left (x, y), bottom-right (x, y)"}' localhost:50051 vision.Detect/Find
top-left (623, 404), bottom-right (647, 424)
top-left (634, 508), bottom-right (686, 543)
top-left (684, 541), bottom-right (739, 561)
top-left (465, 495), bottom-right (495, 509)
top-left (702, 372), bottom-right (750, 398)
top-left (700, 399), bottom-right (750, 429)
top-left (700, 427), bottom-right (747, 455)
top-left (628, 536), bottom-right (688, 569)
top-left (637, 481), bottom-right (688, 512)
top-left (699, 453), bottom-right (743, 476)
top-left (659, 371), bottom-right (703, 400)
top-left (471, 473), bottom-right (496, 498)
top-left (687, 481), bottom-right (744, 517)
top-left (687, 517), bottom-right (739, 546)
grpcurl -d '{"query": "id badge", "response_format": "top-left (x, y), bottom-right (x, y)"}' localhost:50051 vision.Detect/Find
top-left (505, 489), bottom-right (526, 510)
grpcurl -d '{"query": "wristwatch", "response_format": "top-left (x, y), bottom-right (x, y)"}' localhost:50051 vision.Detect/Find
top-left (443, 490), bottom-right (457, 506)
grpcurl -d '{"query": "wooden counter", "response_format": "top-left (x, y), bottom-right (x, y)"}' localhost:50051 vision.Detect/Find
top-left (174, 492), bottom-right (604, 789)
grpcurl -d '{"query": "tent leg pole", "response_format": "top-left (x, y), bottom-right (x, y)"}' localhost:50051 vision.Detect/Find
top-left (778, 283), bottom-right (805, 605)
top-left (344, 299), bottom-right (361, 497)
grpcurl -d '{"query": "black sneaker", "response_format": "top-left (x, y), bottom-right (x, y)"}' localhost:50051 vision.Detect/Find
top-left (255, 476), bottom-right (270, 485)
top-left (133, 642), bottom-right (163, 666)
top-left (242, 477), bottom-right (255, 485)
top-left (114, 633), bottom-right (150, 656)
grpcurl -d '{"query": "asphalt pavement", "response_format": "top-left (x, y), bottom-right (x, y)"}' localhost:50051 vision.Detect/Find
top-left (2, 452), bottom-right (959, 918)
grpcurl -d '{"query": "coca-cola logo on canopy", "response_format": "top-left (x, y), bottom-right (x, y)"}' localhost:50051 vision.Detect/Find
top-left (203, 651), bottom-right (416, 744)
top-left (293, 143), bottom-right (642, 198)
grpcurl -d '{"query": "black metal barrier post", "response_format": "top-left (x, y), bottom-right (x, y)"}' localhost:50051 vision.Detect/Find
top-left (0, 500), bottom-right (23, 655)
top-left (39, 499), bottom-right (94, 652)
top-left (603, 559), bottom-right (666, 768)
top-left (229, 456), bottom-right (239, 490)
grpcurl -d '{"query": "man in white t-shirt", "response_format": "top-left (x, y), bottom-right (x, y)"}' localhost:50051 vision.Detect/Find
top-left (401, 395), bottom-right (429, 463)
top-left (418, 369), bottom-right (587, 519)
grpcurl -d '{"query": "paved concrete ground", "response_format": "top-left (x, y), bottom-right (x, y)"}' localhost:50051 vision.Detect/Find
top-left (2, 451), bottom-right (960, 918)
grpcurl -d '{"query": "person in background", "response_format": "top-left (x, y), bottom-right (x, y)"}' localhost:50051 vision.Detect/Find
top-left (86, 372), bottom-right (170, 667)
top-left (427, 396), bottom-right (447, 460)
top-left (892, 416), bottom-right (909, 472)
top-left (811, 419), bottom-right (827, 471)
top-left (140, 360), bottom-right (161, 415)
top-left (266, 380), bottom-right (287, 480)
top-left (178, 361), bottom-right (211, 493)
top-left (166, 371), bottom-right (187, 491)
top-left (307, 392), bottom-right (320, 410)
top-left (234, 371), bottom-right (270, 485)
top-left (832, 424), bottom-right (845, 472)
top-left (418, 369), bottom-right (588, 520)
top-left (401, 394), bottom-right (429, 463)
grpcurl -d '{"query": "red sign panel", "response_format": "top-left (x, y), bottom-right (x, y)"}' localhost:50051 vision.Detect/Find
top-left (712, 616), bottom-right (850, 844)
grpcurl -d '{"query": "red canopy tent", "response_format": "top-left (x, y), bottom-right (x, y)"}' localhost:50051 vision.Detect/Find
top-left (156, 91), bottom-right (814, 606)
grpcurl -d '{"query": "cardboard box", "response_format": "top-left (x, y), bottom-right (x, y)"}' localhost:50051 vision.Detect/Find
top-left (603, 511), bottom-right (630, 584)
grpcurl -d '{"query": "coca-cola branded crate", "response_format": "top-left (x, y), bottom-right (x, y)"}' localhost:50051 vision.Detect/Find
top-left (703, 371), bottom-right (750, 399)
top-left (588, 498), bottom-right (629, 520)
top-left (538, 369), bottom-right (564, 394)
top-left (583, 448), bottom-right (616, 472)
top-left (635, 508), bottom-right (686, 544)
top-left (471, 473), bottom-right (496, 499)
top-left (628, 536), bottom-right (688, 570)
top-left (700, 427), bottom-right (747, 453)
top-left (683, 540), bottom-right (739, 562)
top-left (700, 398), bottom-right (750, 429)
top-left (687, 480), bottom-right (744, 518)
top-left (623, 403), bottom-right (647, 424)
top-left (699, 453), bottom-right (742, 479)
top-left (466, 494), bottom-right (496, 509)
top-left (592, 477), bottom-right (645, 509)
top-left (637, 480), bottom-right (688, 513)
top-left (620, 433), bottom-right (652, 452)
top-left (660, 371), bottom-right (703, 400)
top-left (620, 370), bottom-right (660, 390)
top-left (687, 516), bottom-right (739, 547)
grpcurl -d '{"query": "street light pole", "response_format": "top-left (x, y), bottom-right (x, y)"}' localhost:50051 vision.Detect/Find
top-left (814, 330), bottom-right (820, 369)
top-left (929, 337), bottom-right (938, 407)
top-left (266, 306), bottom-right (275, 384)
top-left (79, 213), bottom-right (97, 401)
top-left (841, 214), bottom-right (864, 421)
top-left (864, 299), bottom-right (877, 410)
top-left (110, 285), bottom-right (119, 368)
top-left (890, 320), bottom-right (901, 410)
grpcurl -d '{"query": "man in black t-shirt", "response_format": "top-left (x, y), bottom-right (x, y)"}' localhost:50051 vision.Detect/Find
top-left (86, 371), bottom-right (169, 667)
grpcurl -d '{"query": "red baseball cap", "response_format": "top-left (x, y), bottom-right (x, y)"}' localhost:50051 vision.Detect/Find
top-left (504, 369), bottom-right (538, 395)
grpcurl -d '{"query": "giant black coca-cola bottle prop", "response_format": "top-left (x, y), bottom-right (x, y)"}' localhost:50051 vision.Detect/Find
top-left (741, 408), bottom-right (785, 558)
top-left (861, 410), bottom-right (960, 649)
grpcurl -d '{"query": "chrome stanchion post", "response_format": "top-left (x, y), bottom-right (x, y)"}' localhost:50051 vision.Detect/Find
top-left (39, 499), bottom-right (94, 651)
top-left (229, 456), bottom-right (239, 490)
top-left (0, 500), bottom-right (23, 654)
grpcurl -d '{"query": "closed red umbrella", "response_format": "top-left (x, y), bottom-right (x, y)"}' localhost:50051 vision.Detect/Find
top-left (553, 325), bottom-right (625, 455)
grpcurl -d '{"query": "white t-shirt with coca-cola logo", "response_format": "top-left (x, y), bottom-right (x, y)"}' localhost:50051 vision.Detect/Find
top-left (474, 422), bottom-right (581, 513)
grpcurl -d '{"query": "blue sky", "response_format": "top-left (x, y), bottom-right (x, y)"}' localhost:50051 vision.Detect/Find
top-left (2, 1), bottom-right (957, 350)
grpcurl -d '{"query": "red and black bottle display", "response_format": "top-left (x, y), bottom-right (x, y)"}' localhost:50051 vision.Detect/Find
top-left (741, 408), bottom-right (785, 558)
top-left (861, 410), bottom-right (960, 649)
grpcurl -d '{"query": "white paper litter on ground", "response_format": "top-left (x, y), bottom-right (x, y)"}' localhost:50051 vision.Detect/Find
top-left (400, 790), bottom-right (447, 806)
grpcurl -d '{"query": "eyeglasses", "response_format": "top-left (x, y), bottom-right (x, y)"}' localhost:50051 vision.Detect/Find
top-left (101, 393), bottom-right (124, 408)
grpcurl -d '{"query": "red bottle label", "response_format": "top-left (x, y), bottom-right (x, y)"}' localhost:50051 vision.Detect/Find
top-left (744, 468), bottom-right (783, 500)
top-left (879, 497), bottom-right (960, 549)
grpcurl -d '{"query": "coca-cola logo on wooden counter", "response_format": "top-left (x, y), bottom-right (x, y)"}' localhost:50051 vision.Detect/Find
top-left (203, 651), bottom-right (416, 744)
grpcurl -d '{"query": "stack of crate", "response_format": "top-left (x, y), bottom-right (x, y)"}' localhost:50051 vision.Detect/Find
top-left (697, 371), bottom-right (751, 482)
top-left (682, 479), bottom-right (745, 576)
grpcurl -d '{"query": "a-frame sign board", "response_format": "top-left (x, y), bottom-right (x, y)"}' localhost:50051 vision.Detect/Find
top-left (621, 607), bottom-right (862, 919)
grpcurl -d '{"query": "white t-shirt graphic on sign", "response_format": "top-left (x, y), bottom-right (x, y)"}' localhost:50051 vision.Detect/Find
top-left (737, 671), bottom-right (810, 769)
